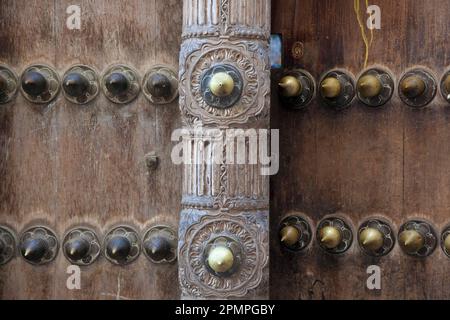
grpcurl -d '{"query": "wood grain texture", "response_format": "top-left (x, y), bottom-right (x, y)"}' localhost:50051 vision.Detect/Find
top-left (271, 0), bottom-right (450, 299)
top-left (0, 0), bottom-right (182, 299)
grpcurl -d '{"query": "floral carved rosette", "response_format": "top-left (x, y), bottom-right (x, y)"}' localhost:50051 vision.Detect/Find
top-left (179, 39), bottom-right (270, 126)
top-left (179, 213), bottom-right (268, 298)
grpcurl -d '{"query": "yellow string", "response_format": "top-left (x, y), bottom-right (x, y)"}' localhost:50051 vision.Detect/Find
top-left (354, 0), bottom-right (370, 68)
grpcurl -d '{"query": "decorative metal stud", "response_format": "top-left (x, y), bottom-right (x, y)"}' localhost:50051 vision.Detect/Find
top-left (440, 70), bottom-right (450, 104)
top-left (102, 65), bottom-right (140, 104)
top-left (319, 70), bottom-right (355, 110)
top-left (441, 225), bottom-right (450, 258)
top-left (316, 217), bottom-right (353, 254)
top-left (358, 219), bottom-right (395, 257)
top-left (0, 65), bottom-right (18, 104)
top-left (278, 69), bottom-right (315, 109)
top-left (62, 65), bottom-right (99, 104)
top-left (279, 215), bottom-right (312, 251)
top-left (103, 225), bottom-right (140, 265)
top-left (398, 220), bottom-right (437, 257)
top-left (19, 226), bottom-right (58, 265)
top-left (399, 68), bottom-right (436, 108)
top-left (20, 65), bottom-right (60, 103)
top-left (142, 65), bottom-right (178, 104)
top-left (63, 227), bottom-right (100, 265)
top-left (0, 226), bottom-right (16, 265)
top-left (357, 68), bottom-right (394, 107)
top-left (201, 64), bottom-right (243, 109)
top-left (204, 236), bottom-right (242, 277)
top-left (142, 225), bottom-right (177, 264)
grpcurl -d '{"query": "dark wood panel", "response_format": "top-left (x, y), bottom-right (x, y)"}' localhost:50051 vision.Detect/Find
top-left (271, 0), bottom-right (450, 299)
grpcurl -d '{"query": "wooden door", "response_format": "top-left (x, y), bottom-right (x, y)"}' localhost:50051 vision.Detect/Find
top-left (0, 0), bottom-right (182, 299)
top-left (271, 0), bottom-right (450, 299)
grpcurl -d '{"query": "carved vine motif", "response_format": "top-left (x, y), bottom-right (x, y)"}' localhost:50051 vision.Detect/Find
top-left (179, 212), bottom-right (268, 298)
top-left (179, 39), bottom-right (270, 126)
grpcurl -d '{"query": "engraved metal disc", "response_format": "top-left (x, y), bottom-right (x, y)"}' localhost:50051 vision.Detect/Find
top-left (357, 68), bottom-right (395, 107)
top-left (142, 225), bottom-right (177, 264)
top-left (203, 236), bottom-right (243, 278)
top-left (398, 220), bottom-right (437, 257)
top-left (279, 215), bottom-right (312, 251)
top-left (20, 64), bottom-right (60, 104)
top-left (0, 65), bottom-right (18, 104)
top-left (358, 218), bottom-right (395, 257)
top-left (399, 68), bottom-right (436, 108)
top-left (102, 64), bottom-right (140, 104)
top-left (103, 225), bottom-right (140, 265)
top-left (0, 226), bottom-right (16, 265)
top-left (316, 217), bottom-right (353, 254)
top-left (62, 65), bottom-right (99, 104)
top-left (200, 64), bottom-right (243, 109)
top-left (63, 227), bottom-right (101, 265)
top-left (279, 69), bottom-right (316, 110)
top-left (142, 65), bottom-right (178, 104)
top-left (319, 70), bottom-right (355, 110)
top-left (19, 226), bottom-right (59, 265)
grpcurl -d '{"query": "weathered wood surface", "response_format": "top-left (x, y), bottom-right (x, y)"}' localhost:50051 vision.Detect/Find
top-left (271, 0), bottom-right (450, 299)
top-left (0, 0), bottom-right (182, 299)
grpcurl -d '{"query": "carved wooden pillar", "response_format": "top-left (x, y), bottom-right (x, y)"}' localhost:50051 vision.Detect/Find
top-left (178, 0), bottom-right (271, 299)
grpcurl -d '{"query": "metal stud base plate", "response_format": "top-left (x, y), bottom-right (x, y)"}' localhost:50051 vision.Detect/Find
top-left (20, 226), bottom-right (58, 265)
top-left (103, 225), bottom-right (140, 265)
top-left (102, 65), bottom-right (140, 104)
top-left (316, 217), bottom-right (353, 254)
top-left (0, 65), bottom-right (18, 104)
top-left (358, 218), bottom-right (395, 257)
top-left (142, 225), bottom-right (177, 264)
top-left (279, 69), bottom-right (315, 110)
top-left (357, 68), bottom-right (394, 107)
top-left (399, 68), bottom-right (436, 108)
top-left (20, 65), bottom-right (60, 104)
top-left (399, 220), bottom-right (437, 257)
top-left (142, 65), bottom-right (178, 104)
top-left (0, 226), bottom-right (16, 265)
top-left (62, 65), bottom-right (99, 104)
top-left (320, 70), bottom-right (355, 110)
top-left (279, 215), bottom-right (312, 251)
top-left (203, 236), bottom-right (243, 278)
top-left (63, 227), bottom-right (101, 265)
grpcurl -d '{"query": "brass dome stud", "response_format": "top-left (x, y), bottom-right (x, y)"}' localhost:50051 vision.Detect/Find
top-left (320, 77), bottom-right (341, 99)
top-left (102, 65), bottom-right (140, 104)
top-left (359, 228), bottom-right (384, 252)
top-left (105, 72), bottom-right (130, 96)
top-left (142, 65), bottom-right (178, 104)
top-left (440, 72), bottom-right (450, 103)
top-left (440, 226), bottom-right (450, 258)
top-left (399, 69), bottom-right (436, 108)
top-left (21, 238), bottom-right (49, 263)
top-left (207, 246), bottom-right (235, 274)
top-left (103, 226), bottom-right (140, 265)
top-left (146, 73), bottom-right (172, 98)
top-left (106, 235), bottom-right (132, 262)
top-left (319, 226), bottom-right (342, 249)
top-left (20, 65), bottom-right (60, 103)
top-left (357, 74), bottom-right (382, 98)
top-left (22, 71), bottom-right (49, 97)
top-left (316, 217), bottom-right (353, 254)
top-left (64, 237), bottom-right (90, 261)
top-left (209, 72), bottom-right (235, 97)
top-left (400, 76), bottom-right (426, 99)
top-left (398, 220), bottom-right (436, 257)
top-left (399, 230), bottom-right (424, 254)
top-left (443, 233), bottom-right (450, 255)
top-left (142, 225), bottom-right (177, 264)
top-left (279, 225), bottom-right (301, 247)
top-left (63, 72), bottom-right (90, 98)
top-left (63, 227), bottom-right (100, 265)
top-left (278, 75), bottom-right (302, 98)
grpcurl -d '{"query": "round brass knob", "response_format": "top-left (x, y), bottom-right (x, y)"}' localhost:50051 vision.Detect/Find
top-left (144, 236), bottom-right (174, 262)
top-left (146, 73), bottom-right (172, 98)
top-left (207, 246), bottom-right (234, 274)
top-left (278, 75), bottom-right (302, 97)
top-left (63, 72), bottom-right (90, 98)
top-left (20, 238), bottom-right (49, 263)
top-left (209, 72), bottom-right (234, 97)
top-left (400, 76), bottom-right (426, 99)
top-left (359, 227), bottom-right (384, 252)
top-left (320, 77), bottom-right (341, 99)
top-left (21, 71), bottom-right (48, 97)
top-left (443, 75), bottom-right (450, 94)
top-left (399, 229), bottom-right (424, 254)
top-left (64, 237), bottom-right (90, 261)
top-left (0, 74), bottom-right (7, 94)
top-left (105, 72), bottom-right (129, 96)
top-left (357, 75), bottom-right (382, 98)
top-left (444, 233), bottom-right (450, 254)
top-left (106, 235), bottom-right (132, 262)
top-left (319, 226), bottom-right (342, 249)
top-left (279, 225), bottom-right (301, 247)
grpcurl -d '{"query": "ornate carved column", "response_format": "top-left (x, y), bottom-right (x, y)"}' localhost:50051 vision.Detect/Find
top-left (178, 0), bottom-right (271, 299)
